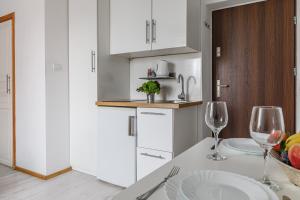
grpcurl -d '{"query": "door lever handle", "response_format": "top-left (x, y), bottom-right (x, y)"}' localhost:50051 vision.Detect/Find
top-left (216, 80), bottom-right (229, 98)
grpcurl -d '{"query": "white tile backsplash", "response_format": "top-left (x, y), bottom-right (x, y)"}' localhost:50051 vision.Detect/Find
top-left (130, 53), bottom-right (202, 101)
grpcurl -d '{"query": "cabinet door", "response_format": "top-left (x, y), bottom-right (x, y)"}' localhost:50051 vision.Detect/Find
top-left (152, 0), bottom-right (187, 50)
top-left (69, 0), bottom-right (98, 175)
top-left (97, 107), bottom-right (137, 187)
top-left (137, 147), bottom-right (172, 180)
top-left (137, 108), bottom-right (173, 152)
top-left (110, 0), bottom-right (152, 54)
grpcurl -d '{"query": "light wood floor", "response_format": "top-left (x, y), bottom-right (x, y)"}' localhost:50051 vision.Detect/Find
top-left (0, 164), bottom-right (16, 178)
top-left (0, 168), bottom-right (122, 200)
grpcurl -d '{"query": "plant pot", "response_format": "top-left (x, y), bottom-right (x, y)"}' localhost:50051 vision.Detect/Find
top-left (147, 94), bottom-right (155, 103)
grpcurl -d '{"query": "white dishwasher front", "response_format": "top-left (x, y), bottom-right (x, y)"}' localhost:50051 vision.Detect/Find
top-left (97, 107), bottom-right (137, 188)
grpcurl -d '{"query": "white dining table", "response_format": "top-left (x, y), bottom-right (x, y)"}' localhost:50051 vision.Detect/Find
top-left (113, 137), bottom-right (300, 200)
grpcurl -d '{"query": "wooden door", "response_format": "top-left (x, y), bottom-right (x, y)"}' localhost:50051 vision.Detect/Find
top-left (152, 0), bottom-right (187, 50)
top-left (212, 0), bottom-right (295, 138)
top-left (110, 0), bottom-right (152, 54)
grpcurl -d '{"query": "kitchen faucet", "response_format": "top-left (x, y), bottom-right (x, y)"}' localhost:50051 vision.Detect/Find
top-left (177, 74), bottom-right (186, 101)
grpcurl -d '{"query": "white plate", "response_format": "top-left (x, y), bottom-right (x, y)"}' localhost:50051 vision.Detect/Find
top-left (165, 170), bottom-right (278, 200)
top-left (222, 138), bottom-right (263, 155)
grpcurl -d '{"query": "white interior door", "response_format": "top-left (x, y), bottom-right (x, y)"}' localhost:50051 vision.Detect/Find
top-left (0, 20), bottom-right (13, 167)
top-left (152, 0), bottom-right (187, 50)
top-left (69, 0), bottom-right (98, 175)
top-left (110, 0), bottom-right (152, 54)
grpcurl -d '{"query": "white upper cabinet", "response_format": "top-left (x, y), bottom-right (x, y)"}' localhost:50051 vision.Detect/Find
top-left (110, 0), bottom-right (201, 58)
top-left (151, 0), bottom-right (187, 50)
top-left (110, 0), bottom-right (152, 54)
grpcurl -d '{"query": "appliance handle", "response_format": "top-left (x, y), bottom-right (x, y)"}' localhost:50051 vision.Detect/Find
top-left (152, 19), bottom-right (157, 43)
top-left (140, 153), bottom-right (165, 160)
top-left (91, 50), bottom-right (96, 72)
top-left (128, 116), bottom-right (136, 136)
top-left (146, 20), bottom-right (150, 44)
top-left (140, 112), bottom-right (166, 116)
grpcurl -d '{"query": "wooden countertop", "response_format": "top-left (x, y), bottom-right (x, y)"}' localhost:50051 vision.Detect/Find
top-left (95, 100), bottom-right (202, 109)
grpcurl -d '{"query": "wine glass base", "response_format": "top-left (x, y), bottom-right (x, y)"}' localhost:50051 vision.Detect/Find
top-left (207, 153), bottom-right (227, 161)
top-left (260, 179), bottom-right (281, 191)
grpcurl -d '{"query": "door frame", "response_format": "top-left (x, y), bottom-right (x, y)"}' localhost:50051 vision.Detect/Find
top-left (0, 13), bottom-right (16, 168)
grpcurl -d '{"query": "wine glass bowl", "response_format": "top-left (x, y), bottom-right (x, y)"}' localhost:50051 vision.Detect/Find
top-left (249, 106), bottom-right (285, 190)
top-left (205, 101), bottom-right (228, 161)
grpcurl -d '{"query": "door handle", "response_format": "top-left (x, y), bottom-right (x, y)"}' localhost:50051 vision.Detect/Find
top-left (91, 50), bottom-right (96, 73)
top-left (152, 19), bottom-right (157, 43)
top-left (140, 112), bottom-right (166, 116)
top-left (146, 20), bottom-right (150, 44)
top-left (128, 116), bottom-right (136, 136)
top-left (140, 153), bottom-right (165, 160)
top-left (6, 74), bottom-right (11, 94)
top-left (216, 80), bottom-right (229, 98)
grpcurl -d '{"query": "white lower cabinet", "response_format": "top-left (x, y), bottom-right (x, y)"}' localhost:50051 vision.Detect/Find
top-left (97, 106), bottom-right (198, 185)
top-left (137, 147), bottom-right (172, 180)
top-left (137, 108), bottom-right (173, 152)
top-left (97, 107), bottom-right (137, 188)
top-left (137, 107), bottom-right (198, 181)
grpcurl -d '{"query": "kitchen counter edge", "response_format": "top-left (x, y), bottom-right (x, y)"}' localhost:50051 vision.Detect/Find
top-left (95, 101), bottom-right (202, 109)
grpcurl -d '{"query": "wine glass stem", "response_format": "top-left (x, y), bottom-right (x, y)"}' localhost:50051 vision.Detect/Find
top-left (214, 131), bottom-right (220, 154)
top-left (263, 148), bottom-right (270, 183)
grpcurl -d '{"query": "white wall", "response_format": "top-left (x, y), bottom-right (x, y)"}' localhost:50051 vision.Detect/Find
top-left (130, 53), bottom-right (202, 101)
top-left (0, 0), bottom-right (47, 174)
top-left (0, 0), bottom-right (70, 176)
top-left (45, 0), bottom-right (70, 175)
top-left (98, 0), bottom-right (130, 101)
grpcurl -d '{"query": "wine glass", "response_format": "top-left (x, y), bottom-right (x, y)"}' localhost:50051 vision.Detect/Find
top-left (205, 101), bottom-right (228, 161)
top-left (249, 106), bottom-right (285, 191)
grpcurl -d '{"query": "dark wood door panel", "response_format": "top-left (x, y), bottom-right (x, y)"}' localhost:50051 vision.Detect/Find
top-left (212, 0), bottom-right (295, 138)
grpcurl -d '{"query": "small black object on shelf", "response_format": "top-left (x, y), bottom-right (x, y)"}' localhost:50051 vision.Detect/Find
top-left (139, 73), bottom-right (176, 80)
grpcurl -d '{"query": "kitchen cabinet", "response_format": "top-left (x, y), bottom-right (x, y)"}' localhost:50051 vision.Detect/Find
top-left (137, 107), bottom-right (197, 180)
top-left (110, 0), bottom-right (201, 58)
top-left (137, 147), bottom-right (172, 180)
top-left (69, 0), bottom-right (98, 175)
top-left (97, 107), bottom-right (137, 188)
top-left (110, 0), bottom-right (152, 54)
top-left (137, 108), bottom-right (173, 152)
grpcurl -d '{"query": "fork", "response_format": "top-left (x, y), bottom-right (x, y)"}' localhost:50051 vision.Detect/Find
top-left (136, 166), bottom-right (180, 200)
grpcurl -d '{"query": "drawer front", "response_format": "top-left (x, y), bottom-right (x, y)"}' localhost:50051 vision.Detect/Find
top-left (137, 148), bottom-right (172, 180)
top-left (137, 108), bottom-right (173, 152)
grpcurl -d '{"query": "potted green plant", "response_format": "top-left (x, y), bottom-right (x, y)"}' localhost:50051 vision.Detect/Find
top-left (137, 81), bottom-right (160, 103)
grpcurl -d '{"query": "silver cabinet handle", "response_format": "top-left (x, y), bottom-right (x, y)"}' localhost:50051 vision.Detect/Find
top-left (216, 80), bottom-right (229, 98)
top-left (146, 20), bottom-right (150, 44)
top-left (152, 19), bottom-right (157, 43)
top-left (140, 112), bottom-right (166, 116)
top-left (141, 153), bottom-right (165, 160)
top-left (91, 50), bottom-right (96, 73)
top-left (128, 116), bottom-right (136, 136)
top-left (6, 74), bottom-right (11, 94)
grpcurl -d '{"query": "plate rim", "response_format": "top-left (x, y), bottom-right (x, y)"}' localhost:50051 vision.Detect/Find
top-left (165, 170), bottom-right (279, 200)
top-left (222, 138), bottom-right (263, 155)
